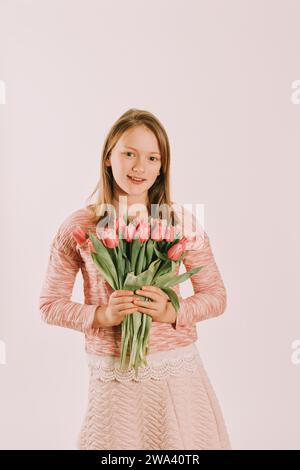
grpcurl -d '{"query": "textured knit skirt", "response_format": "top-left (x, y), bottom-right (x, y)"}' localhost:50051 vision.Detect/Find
top-left (77, 342), bottom-right (231, 450)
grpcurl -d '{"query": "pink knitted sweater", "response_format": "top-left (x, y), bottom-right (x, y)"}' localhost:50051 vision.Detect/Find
top-left (38, 204), bottom-right (227, 357)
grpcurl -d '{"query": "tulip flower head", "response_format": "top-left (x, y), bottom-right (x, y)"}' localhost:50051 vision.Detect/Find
top-left (100, 227), bottom-right (119, 249)
top-left (72, 227), bottom-right (87, 246)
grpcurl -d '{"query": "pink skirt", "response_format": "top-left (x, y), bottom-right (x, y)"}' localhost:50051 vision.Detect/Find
top-left (77, 343), bottom-right (231, 450)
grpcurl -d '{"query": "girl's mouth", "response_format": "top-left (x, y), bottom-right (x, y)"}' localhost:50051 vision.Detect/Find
top-left (127, 175), bottom-right (147, 184)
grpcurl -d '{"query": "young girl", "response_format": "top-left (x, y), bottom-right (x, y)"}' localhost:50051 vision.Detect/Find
top-left (39, 108), bottom-right (231, 450)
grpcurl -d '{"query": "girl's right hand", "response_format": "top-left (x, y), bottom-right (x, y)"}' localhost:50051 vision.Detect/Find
top-left (94, 290), bottom-right (139, 328)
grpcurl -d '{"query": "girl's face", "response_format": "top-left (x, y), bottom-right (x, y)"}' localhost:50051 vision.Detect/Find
top-left (105, 125), bottom-right (162, 205)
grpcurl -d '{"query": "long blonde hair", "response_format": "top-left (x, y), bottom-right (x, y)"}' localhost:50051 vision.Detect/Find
top-left (85, 108), bottom-right (179, 226)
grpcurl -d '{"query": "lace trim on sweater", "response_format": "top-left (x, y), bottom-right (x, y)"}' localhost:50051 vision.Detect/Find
top-left (86, 343), bottom-right (200, 382)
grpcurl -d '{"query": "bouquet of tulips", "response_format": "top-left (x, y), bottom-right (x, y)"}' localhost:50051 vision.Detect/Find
top-left (73, 213), bottom-right (204, 376)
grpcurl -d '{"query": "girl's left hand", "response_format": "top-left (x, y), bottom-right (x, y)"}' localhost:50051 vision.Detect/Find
top-left (133, 285), bottom-right (177, 323)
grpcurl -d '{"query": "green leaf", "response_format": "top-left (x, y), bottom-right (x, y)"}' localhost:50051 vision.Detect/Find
top-left (153, 265), bottom-right (205, 288)
top-left (136, 314), bottom-right (148, 365)
top-left (128, 312), bottom-right (143, 369)
top-left (153, 245), bottom-right (170, 261)
top-left (160, 287), bottom-right (180, 312)
top-left (120, 315), bottom-right (130, 369)
top-left (88, 232), bottom-right (119, 284)
top-left (136, 242), bottom-right (146, 275)
top-left (88, 231), bottom-right (106, 253)
top-left (146, 258), bottom-right (162, 280)
top-left (122, 259), bottom-right (162, 291)
top-left (90, 252), bottom-right (119, 289)
top-left (121, 248), bottom-right (129, 260)
top-left (153, 258), bottom-right (172, 278)
top-left (151, 270), bottom-right (177, 287)
top-left (146, 239), bottom-right (154, 265)
top-left (116, 243), bottom-right (125, 284)
top-left (122, 271), bottom-right (136, 291)
top-left (131, 238), bottom-right (141, 268)
top-left (125, 257), bottom-right (131, 272)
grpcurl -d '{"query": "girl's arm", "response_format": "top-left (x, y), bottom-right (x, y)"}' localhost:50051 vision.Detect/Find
top-left (38, 211), bottom-right (99, 333)
top-left (171, 211), bottom-right (227, 330)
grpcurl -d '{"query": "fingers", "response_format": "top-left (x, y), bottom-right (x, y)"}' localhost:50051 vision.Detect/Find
top-left (136, 285), bottom-right (168, 301)
top-left (117, 302), bottom-right (139, 310)
top-left (140, 286), bottom-right (160, 292)
top-left (113, 290), bottom-right (134, 297)
top-left (135, 288), bottom-right (158, 301)
top-left (111, 290), bottom-right (135, 304)
top-left (143, 286), bottom-right (168, 297)
top-left (119, 304), bottom-right (139, 313)
top-left (113, 296), bottom-right (138, 305)
top-left (133, 306), bottom-right (156, 315)
top-left (136, 292), bottom-right (157, 301)
top-left (119, 306), bottom-right (139, 315)
top-left (133, 299), bottom-right (159, 310)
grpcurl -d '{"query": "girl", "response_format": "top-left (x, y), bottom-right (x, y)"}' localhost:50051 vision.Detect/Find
top-left (39, 108), bottom-right (231, 450)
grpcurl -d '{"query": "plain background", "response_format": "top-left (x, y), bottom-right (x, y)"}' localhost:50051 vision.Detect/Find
top-left (0, 0), bottom-right (299, 450)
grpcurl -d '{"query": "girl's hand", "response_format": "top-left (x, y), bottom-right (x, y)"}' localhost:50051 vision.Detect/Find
top-left (133, 285), bottom-right (177, 324)
top-left (94, 290), bottom-right (140, 328)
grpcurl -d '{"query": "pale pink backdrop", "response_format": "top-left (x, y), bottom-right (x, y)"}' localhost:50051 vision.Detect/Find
top-left (0, 0), bottom-right (299, 450)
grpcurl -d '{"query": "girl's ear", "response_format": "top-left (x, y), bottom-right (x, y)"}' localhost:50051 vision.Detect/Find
top-left (105, 156), bottom-right (111, 167)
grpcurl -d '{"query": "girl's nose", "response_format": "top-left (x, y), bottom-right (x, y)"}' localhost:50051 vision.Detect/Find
top-left (132, 167), bottom-right (145, 174)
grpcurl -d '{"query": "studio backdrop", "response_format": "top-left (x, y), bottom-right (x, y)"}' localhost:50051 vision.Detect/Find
top-left (0, 0), bottom-right (299, 450)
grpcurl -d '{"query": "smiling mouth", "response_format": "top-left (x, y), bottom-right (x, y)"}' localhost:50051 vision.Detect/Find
top-left (127, 175), bottom-right (147, 182)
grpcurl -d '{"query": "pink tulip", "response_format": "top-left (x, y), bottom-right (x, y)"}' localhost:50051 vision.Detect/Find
top-left (164, 224), bottom-right (176, 242)
top-left (159, 219), bottom-right (168, 241)
top-left (179, 236), bottom-right (188, 250)
top-left (167, 240), bottom-right (185, 261)
top-left (100, 227), bottom-right (119, 248)
top-left (135, 219), bottom-right (150, 243)
top-left (160, 219), bottom-right (169, 239)
top-left (72, 227), bottom-right (87, 246)
top-left (124, 222), bottom-right (137, 242)
top-left (151, 219), bottom-right (164, 241)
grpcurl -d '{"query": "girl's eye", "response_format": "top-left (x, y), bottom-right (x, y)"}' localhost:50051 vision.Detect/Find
top-left (123, 151), bottom-right (160, 162)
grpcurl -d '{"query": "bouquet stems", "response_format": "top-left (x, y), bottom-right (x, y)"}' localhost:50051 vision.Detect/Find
top-left (85, 219), bottom-right (205, 378)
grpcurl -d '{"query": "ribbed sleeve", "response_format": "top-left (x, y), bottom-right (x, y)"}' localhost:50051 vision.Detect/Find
top-left (38, 211), bottom-right (99, 333)
top-left (171, 209), bottom-right (227, 330)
